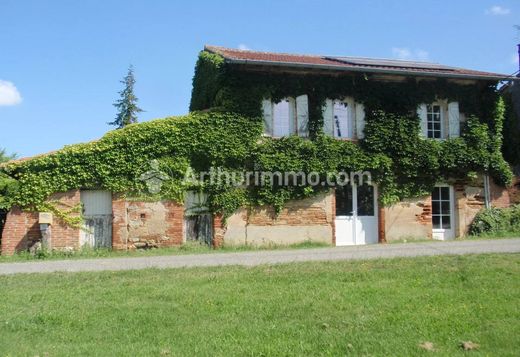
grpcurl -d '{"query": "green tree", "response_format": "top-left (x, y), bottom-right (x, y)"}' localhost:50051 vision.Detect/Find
top-left (0, 149), bottom-right (17, 229)
top-left (108, 65), bottom-right (143, 128)
top-left (0, 148), bottom-right (16, 163)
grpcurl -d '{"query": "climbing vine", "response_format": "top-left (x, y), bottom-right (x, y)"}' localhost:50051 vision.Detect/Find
top-left (0, 51), bottom-right (513, 222)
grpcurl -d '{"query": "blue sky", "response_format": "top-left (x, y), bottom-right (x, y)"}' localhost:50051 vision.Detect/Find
top-left (1, 0), bottom-right (519, 158)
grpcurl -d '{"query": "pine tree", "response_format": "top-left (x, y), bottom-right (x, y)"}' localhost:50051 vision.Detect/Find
top-left (109, 65), bottom-right (143, 128)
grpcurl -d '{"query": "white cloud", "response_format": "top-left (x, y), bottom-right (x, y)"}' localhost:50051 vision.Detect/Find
top-left (392, 47), bottom-right (430, 61)
top-left (0, 80), bottom-right (22, 106)
top-left (486, 5), bottom-right (510, 15)
top-left (238, 44), bottom-right (251, 51)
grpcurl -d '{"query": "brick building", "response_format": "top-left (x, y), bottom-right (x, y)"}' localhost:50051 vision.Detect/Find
top-left (1, 46), bottom-right (519, 255)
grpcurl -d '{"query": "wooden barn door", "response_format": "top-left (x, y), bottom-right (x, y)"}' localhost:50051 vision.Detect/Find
top-left (80, 190), bottom-right (113, 248)
top-left (184, 191), bottom-right (213, 246)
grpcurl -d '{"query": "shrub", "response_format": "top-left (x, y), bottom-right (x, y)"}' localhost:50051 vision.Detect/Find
top-left (469, 205), bottom-right (520, 235)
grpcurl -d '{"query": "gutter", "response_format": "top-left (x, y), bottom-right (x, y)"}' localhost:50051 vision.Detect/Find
top-left (224, 58), bottom-right (518, 82)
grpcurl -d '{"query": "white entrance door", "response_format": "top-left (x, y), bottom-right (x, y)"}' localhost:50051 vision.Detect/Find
top-left (335, 183), bottom-right (378, 246)
top-left (431, 185), bottom-right (455, 240)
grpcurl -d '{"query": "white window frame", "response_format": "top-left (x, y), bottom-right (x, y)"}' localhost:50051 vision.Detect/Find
top-left (323, 97), bottom-right (358, 139)
top-left (263, 97), bottom-right (308, 137)
top-left (426, 103), bottom-right (444, 139)
top-left (272, 98), bottom-right (295, 137)
top-left (431, 184), bottom-right (456, 240)
top-left (332, 99), bottom-right (354, 139)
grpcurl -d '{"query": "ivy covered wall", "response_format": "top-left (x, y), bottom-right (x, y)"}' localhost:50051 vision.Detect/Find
top-left (0, 51), bottom-right (513, 223)
top-left (189, 50), bottom-right (512, 205)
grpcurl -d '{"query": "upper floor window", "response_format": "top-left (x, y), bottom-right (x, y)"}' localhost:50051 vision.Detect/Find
top-left (332, 100), bottom-right (352, 138)
top-left (262, 95), bottom-right (309, 137)
top-left (323, 98), bottom-right (365, 139)
top-left (273, 99), bottom-right (293, 137)
top-left (427, 104), bottom-right (443, 139)
top-left (418, 101), bottom-right (460, 139)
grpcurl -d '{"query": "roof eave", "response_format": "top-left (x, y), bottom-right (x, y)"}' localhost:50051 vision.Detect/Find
top-left (225, 58), bottom-right (516, 82)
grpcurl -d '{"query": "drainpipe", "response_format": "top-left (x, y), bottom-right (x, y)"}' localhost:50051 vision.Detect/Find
top-left (483, 174), bottom-right (491, 209)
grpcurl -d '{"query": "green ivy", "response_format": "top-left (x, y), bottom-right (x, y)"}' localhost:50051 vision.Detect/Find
top-left (188, 50), bottom-right (512, 204)
top-left (0, 52), bottom-right (513, 223)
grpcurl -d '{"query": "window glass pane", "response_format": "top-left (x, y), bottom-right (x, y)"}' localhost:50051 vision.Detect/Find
top-left (432, 201), bottom-right (440, 215)
top-left (335, 185), bottom-right (353, 216)
top-left (273, 100), bottom-right (291, 137)
top-left (433, 131), bottom-right (441, 139)
top-left (333, 101), bottom-right (350, 138)
top-left (441, 187), bottom-right (450, 201)
top-left (357, 184), bottom-right (375, 216)
top-left (441, 201), bottom-right (450, 214)
top-left (442, 215), bottom-right (451, 229)
top-left (432, 187), bottom-right (440, 201)
top-left (432, 215), bottom-right (441, 229)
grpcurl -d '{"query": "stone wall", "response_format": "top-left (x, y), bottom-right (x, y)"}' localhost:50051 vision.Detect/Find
top-left (223, 192), bottom-right (334, 246)
top-left (384, 196), bottom-right (432, 241)
top-left (112, 198), bottom-right (184, 250)
top-left (384, 177), bottom-right (512, 241)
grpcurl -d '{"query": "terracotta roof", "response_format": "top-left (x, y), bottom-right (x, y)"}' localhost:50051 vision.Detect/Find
top-left (205, 45), bottom-right (515, 81)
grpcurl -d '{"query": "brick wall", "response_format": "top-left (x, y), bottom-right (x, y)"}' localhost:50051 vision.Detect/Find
top-left (222, 191), bottom-right (334, 246)
top-left (509, 176), bottom-right (520, 205)
top-left (1, 192), bottom-right (183, 255)
top-left (112, 197), bottom-right (184, 250)
top-left (212, 214), bottom-right (225, 248)
top-left (1, 190), bottom-right (81, 255)
top-left (384, 196), bottom-right (432, 241)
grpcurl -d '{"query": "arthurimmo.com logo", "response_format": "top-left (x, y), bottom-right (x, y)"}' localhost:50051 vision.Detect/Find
top-left (140, 160), bottom-right (372, 194)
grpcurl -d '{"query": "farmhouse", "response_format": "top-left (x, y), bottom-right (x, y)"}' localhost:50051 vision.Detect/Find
top-left (1, 45), bottom-right (519, 255)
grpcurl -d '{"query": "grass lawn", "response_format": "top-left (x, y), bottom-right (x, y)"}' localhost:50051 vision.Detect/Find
top-left (0, 254), bottom-right (519, 356)
top-left (0, 240), bottom-right (329, 263)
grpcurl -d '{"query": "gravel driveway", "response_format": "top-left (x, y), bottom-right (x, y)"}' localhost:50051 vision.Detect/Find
top-left (1, 238), bottom-right (519, 275)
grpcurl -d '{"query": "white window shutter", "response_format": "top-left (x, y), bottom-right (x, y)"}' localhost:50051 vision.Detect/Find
top-left (296, 95), bottom-right (309, 137)
top-left (322, 99), bottom-right (334, 136)
top-left (448, 101), bottom-right (460, 138)
top-left (262, 99), bottom-right (273, 136)
top-left (417, 104), bottom-right (427, 137)
top-left (355, 103), bottom-right (365, 139)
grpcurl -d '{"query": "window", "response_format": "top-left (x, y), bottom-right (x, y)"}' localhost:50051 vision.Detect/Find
top-left (427, 104), bottom-right (442, 139)
top-left (333, 101), bottom-right (351, 139)
top-left (262, 96), bottom-right (308, 137)
top-left (431, 186), bottom-right (451, 229)
top-left (273, 99), bottom-right (292, 137)
top-left (356, 183), bottom-right (374, 216)
top-left (323, 98), bottom-right (358, 139)
top-left (335, 184), bottom-right (353, 216)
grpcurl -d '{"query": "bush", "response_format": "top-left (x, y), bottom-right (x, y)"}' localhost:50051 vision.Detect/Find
top-left (469, 205), bottom-right (520, 235)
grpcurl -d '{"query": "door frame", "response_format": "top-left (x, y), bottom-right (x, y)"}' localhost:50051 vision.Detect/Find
top-left (431, 184), bottom-right (456, 240)
top-left (335, 183), bottom-right (378, 246)
top-left (80, 190), bottom-right (113, 248)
